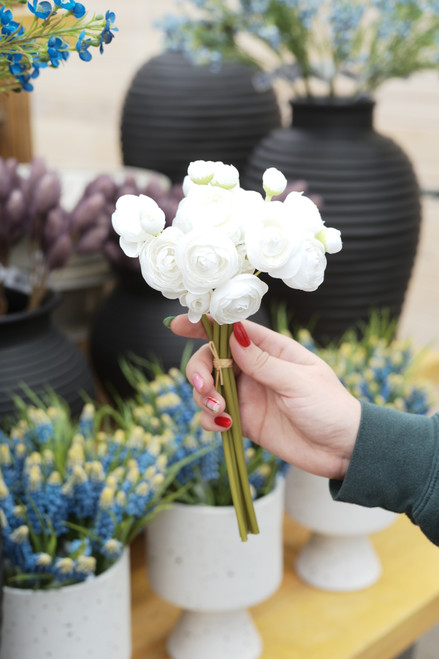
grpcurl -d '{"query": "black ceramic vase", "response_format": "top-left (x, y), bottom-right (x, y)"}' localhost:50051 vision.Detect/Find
top-left (120, 51), bottom-right (282, 183)
top-left (89, 270), bottom-right (205, 400)
top-left (0, 288), bottom-right (96, 425)
top-left (243, 97), bottom-right (422, 343)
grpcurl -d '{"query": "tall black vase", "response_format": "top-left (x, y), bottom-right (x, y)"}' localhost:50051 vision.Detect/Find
top-left (0, 288), bottom-right (96, 426)
top-left (120, 51), bottom-right (282, 183)
top-left (243, 97), bottom-right (422, 343)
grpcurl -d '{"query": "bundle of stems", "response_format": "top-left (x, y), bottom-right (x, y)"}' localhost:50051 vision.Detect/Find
top-left (201, 315), bottom-right (259, 541)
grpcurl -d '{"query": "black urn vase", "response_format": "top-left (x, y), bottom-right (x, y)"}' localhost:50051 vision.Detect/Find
top-left (243, 97), bottom-right (422, 343)
top-left (120, 51), bottom-right (282, 183)
top-left (0, 288), bottom-right (96, 425)
top-left (89, 271), bottom-right (204, 400)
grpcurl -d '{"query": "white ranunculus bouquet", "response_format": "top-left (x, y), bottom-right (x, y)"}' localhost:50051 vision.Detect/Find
top-left (112, 160), bottom-right (342, 540)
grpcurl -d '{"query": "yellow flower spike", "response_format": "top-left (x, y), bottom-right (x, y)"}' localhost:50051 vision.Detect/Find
top-left (152, 473), bottom-right (165, 488)
top-left (116, 490), bottom-right (127, 506)
top-left (149, 418), bottom-right (160, 430)
top-left (99, 486), bottom-right (115, 509)
top-left (136, 481), bottom-right (149, 496)
top-left (0, 444), bottom-right (12, 466)
top-left (28, 465), bottom-right (43, 490)
top-left (145, 466), bottom-right (156, 479)
top-left (127, 467), bottom-right (139, 484)
top-left (72, 465), bottom-right (87, 484)
top-left (36, 553), bottom-right (52, 567)
top-left (104, 538), bottom-right (122, 555)
top-left (26, 452), bottom-right (42, 466)
top-left (148, 439), bottom-right (161, 456)
top-left (42, 449), bottom-right (54, 465)
top-left (67, 443), bottom-right (85, 467)
top-left (156, 454), bottom-right (168, 471)
top-left (56, 557), bottom-right (75, 574)
top-left (48, 471), bottom-right (62, 485)
top-left (13, 504), bottom-right (25, 519)
top-left (0, 509), bottom-right (7, 528)
top-left (96, 431), bottom-right (107, 442)
top-left (87, 462), bottom-right (105, 482)
top-left (76, 556), bottom-right (96, 575)
top-left (10, 525), bottom-right (29, 543)
top-left (113, 429), bottom-right (125, 443)
top-left (106, 475), bottom-right (118, 489)
top-left (72, 433), bottom-right (85, 445)
top-left (0, 479), bottom-right (9, 498)
top-left (246, 447), bottom-right (256, 460)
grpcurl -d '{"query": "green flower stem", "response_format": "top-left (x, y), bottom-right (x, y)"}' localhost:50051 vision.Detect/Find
top-left (206, 319), bottom-right (259, 540)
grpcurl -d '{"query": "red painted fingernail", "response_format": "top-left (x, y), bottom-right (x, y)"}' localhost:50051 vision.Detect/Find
top-left (233, 322), bottom-right (251, 347)
top-left (214, 415), bottom-right (232, 429)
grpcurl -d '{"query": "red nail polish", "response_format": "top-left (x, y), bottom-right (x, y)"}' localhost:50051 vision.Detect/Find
top-left (214, 415), bottom-right (232, 429)
top-left (233, 322), bottom-right (251, 347)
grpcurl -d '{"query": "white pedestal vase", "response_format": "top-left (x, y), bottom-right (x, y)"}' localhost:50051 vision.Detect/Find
top-left (285, 466), bottom-right (397, 592)
top-left (1, 548), bottom-right (131, 659)
top-left (146, 478), bottom-right (285, 659)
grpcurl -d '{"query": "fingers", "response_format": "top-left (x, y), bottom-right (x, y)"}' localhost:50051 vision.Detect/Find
top-left (184, 343), bottom-right (232, 431)
top-left (230, 321), bottom-right (311, 394)
top-left (169, 314), bottom-right (210, 340)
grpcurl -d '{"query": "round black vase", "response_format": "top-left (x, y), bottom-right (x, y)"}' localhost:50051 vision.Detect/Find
top-left (243, 98), bottom-right (422, 343)
top-left (0, 288), bottom-right (96, 426)
top-left (120, 51), bottom-right (282, 183)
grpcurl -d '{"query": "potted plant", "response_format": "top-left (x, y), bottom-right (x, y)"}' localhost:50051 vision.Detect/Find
top-left (279, 311), bottom-right (436, 591)
top-left (0, 390), bottom-right (197, 659)
top-left (121, 361), bottom-right (289, 659)
top-left (159, 0), bottom-right (439, 341)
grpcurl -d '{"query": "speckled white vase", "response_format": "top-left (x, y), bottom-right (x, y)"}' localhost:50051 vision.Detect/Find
top-left (146, 478), bottom-right (285, 659)
top-left (285, 466), bottom-right (397, 592)
top-left (1, 548), bottom-right (131, 659)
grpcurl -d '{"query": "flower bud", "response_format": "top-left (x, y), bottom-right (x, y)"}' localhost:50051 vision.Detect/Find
top-left (46, 233), bottom-right (72, 270)
top-left (83, 173), bottom-right (117, 200)
top-left (31, 171), bottom-right (62, 216)
top-left (187, 160), bottom-right (215, 184)
top-left (43, 207), bottom-right (69, 250)
top-left (262, 167), bottom-right (287, 198)
top-left (316, 227), bottom-right (342, 254)
top-left (70, 191), bottom-right (107, 234)
top-left (76, 225), bottom-right (109, 254)
top-left (211, 162), bottom-right (239, 189)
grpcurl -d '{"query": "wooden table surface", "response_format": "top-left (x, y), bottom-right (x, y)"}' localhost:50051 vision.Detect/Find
top-left (130, 514), bottom-right (439, 659)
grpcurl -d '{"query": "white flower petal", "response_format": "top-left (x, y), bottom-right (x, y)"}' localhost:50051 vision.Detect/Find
top-left (209, 274), bottom-right (268, 325)
top-left (283, 239), bottom-right (327, 292)
top-left (139, 226), bottom-right (185, 298)
top-left (283, 191), bottom-right (324, 235)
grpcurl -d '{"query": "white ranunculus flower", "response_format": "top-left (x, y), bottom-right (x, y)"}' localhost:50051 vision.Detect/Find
top-left (172, 184), bottom-right (242, 243)
top-left (139, 226), bottom-right (186, 299)
top-left (175, 229), bottom-right (239, 295)
top-left (283, 191), bottom-right (324, 235)
top-left (211, 162), bottom-right (240, 189)
top-left (262, 167), bottom-right (287, 197)
top-left (187, 160), bottom-right (215, 185)
top-left (245, 200), bottom-right (305, 278)
top-left (317, 227), bottom-right (343, 254)
top-left (112, 194), bottom-right (165, 257)
top-left (236, 243), bottom-right (256, 274)
top-left (283, 238), bottom-right (327, 292)
top-left (179, 291), bottom-right (211, 323)
top-left (209, 274), bottom-right (268, 325)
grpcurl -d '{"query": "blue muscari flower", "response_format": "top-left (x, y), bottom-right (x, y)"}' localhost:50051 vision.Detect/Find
top-left (45, 479), bottom-right (68, 535)
top-left (99, 10), bottom-right (116, 54)
top-left (28, 1), bottom-right (53, 20)
top-left (76, 29), bottom-right (92, 61)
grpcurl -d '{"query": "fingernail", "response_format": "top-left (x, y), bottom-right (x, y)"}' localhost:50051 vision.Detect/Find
top-left (163, 315), bottom-right (176, 329)
top-left (192, 373), bottom-right (204, 393)
top-left (233, 322), bottom-right (251, 347)
top-left (214, 415), bottom-right (232, 429)
top-left (205, 397), bottom-right (221, 414)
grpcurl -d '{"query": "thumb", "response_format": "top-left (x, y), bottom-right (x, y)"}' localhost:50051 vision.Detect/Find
top-left (230, 321), bottom-right (297, 394)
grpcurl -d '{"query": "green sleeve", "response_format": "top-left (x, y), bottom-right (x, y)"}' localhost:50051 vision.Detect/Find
top-left (330, 400), bottom-right (439, 545)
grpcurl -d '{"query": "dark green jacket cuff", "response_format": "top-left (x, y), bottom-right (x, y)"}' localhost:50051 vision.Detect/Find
top-left (330, 400), bottom-right (439, 545)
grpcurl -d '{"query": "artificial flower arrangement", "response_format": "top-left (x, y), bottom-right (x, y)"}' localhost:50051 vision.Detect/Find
top-left (0, 0), bottom-right (116, 93)
top-left (111, 159), bottom-right (342, 540)
top-left (158, 0), bottom-right (439, 98)
top-left (0, 156), bottom-right (178, 314)
top-left (276, 307), bottom-right (435, 414)
top-left (0, 392), bottom-right (199, 589)
top-left (120, 360), bottom-right (289, 506)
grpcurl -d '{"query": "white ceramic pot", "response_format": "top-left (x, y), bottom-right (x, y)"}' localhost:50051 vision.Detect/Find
top-left (1, 548), bottom-right (131, 659)
top-left (285, 466), bottom-right (397, 592)
top-left (146, 478), bottom-right (285, 659)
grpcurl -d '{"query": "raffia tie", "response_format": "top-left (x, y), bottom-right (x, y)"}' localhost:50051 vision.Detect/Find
top-left (209, 341), bottom-right (233, 388)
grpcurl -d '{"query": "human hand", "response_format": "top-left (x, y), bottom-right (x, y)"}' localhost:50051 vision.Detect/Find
top-left (170, 316), bottom-right (361, 480)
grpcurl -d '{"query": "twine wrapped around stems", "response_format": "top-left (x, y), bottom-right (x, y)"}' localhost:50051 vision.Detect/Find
top-left (202, 315), bottom-right (259, 541)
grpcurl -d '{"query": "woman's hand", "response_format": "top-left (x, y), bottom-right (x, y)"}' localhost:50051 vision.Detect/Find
top-left (170, 316), bottom-right (361, 480)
